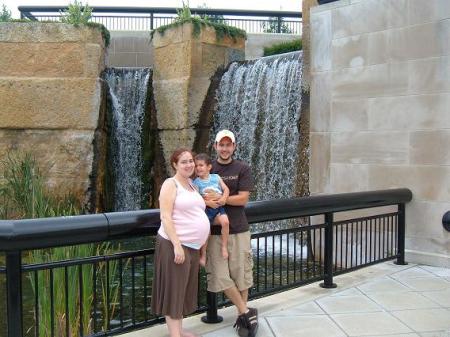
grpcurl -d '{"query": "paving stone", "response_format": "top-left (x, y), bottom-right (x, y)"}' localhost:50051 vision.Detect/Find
top-left (367, 291), bottom-right (441, 310)
top-left (422, 288), bottom-right (450, 307)
top-left (331, 311), bottom-right (413, 336)
top-left (391, 267), bottom-right (436, 279)
top-left (399, 278), bottom-right (450, 291)
top-left (266, 301), bottom-right (325, 316)
top-left (316, 294), bottom-right (382, 314)
top-left (267, 315), bottom-right (346, 337)
top-left (357, 277), bottom-right (411, 293)
top-left (392, 308), bottom-right (450, 332)
top-left (420, 266), bottom-right (450, 278)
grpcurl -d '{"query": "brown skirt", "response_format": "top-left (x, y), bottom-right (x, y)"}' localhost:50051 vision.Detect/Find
top-left (151, 235), bottom-right (200, 319)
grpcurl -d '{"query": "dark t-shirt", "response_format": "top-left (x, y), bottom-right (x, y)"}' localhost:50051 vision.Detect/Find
top-left (211, 159), bottom-right (254, 235)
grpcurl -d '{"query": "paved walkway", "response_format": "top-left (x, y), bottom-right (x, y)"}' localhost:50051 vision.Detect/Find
top-left (122, 262), bottom-right (450, 337)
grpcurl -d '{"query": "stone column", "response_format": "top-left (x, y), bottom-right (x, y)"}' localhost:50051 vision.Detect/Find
top-left (151, 23), bottom-right (245, 172)
top-left (0, 23), bottom-right (106, 207)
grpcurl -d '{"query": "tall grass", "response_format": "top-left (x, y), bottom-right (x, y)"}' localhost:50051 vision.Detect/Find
top-left (0, 151), bottom-right (121, 336)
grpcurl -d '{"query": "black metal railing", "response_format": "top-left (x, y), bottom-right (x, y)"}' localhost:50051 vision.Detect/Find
top-left (0, 188), bottom-right (412, 337)
top-left (18, 6), bottom-right (302, 34)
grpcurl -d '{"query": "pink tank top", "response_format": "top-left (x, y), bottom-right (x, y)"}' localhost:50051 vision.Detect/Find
top-left (158, 178), bottom-right (210, 248)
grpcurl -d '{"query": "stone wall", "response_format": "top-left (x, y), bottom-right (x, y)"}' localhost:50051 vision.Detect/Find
top-left (0, 23), bottom-right (106, 206)
top-left (107, 31), bottom-right (153, 67)
top-left (106, 31), bottom-right (293, 67)
top-left (310, 0), bottom-right (450, 267)
top-left (151, 23), bottom-right (245, 172)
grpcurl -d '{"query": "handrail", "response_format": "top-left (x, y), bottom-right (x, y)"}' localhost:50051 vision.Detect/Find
top-left (0, 188), bottom-right (412, 251)
top-left (18, 6), bottom-right (302, 18)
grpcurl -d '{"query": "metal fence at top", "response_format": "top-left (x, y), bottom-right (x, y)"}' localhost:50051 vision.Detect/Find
top-left (18, 6), bottom-right (302, 34)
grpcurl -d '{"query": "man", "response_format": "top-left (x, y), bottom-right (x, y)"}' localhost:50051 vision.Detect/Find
top-left (205, 129), bottom-right (258, 337)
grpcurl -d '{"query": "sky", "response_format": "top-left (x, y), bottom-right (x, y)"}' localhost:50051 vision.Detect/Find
top-left (4, 0), bottom-right (302, 19)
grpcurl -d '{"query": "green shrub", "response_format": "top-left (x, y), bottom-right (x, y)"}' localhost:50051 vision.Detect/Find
top-left (151, 1), bottom-right (246, 42)
top-left (59, 0), bottom-right (92, 25)
top-left (263, 38), bottom-right (302, 57)
top-left (0, 4), bottom-right (12, 22)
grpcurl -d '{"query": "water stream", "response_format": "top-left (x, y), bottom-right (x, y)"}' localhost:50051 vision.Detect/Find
top-left (104, 68), bottom-right (151, 211)
top-left (211, 51), bottom-right (303, 203)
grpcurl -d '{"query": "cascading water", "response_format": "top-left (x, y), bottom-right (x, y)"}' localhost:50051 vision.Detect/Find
top-left (104, 68), bottom-right (151, 211)
top-left (212, 51), bottom-right (303, 204)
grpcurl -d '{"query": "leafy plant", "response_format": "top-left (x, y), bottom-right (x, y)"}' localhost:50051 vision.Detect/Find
top-left (261, 17), bottom-right (293, 34)
top-left (175, 1), bottom-right (192, 22)
top-left (263, 38), bottom-right (302, 56)
top-left (59, 0), bottom-right (92, 25)
top-left (0, 4), bottom-right (12, 22)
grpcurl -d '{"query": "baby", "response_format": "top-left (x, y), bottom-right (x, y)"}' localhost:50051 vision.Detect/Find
top-left (193, 153), bottom-right (230, 266)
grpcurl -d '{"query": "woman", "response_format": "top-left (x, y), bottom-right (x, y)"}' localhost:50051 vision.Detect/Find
top-left (151, 148), bottom-right (210, 337)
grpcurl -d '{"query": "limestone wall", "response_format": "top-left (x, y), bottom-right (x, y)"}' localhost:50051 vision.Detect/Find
top-left (151, 23), bottom-right (245, 172)
top-left (106, 31), bottom-right (293, 67)
top-left (310, 0), bottom-right (450, 267)
top-left (0, 23), bottom-right (106, 206)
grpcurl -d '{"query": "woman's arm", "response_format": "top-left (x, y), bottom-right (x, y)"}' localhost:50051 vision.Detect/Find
top-left (159, 179), bottom-right (185, 264)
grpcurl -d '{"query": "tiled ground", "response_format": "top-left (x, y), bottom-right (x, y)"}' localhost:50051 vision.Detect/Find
top-left (122, 262), bottom-right (450, 337)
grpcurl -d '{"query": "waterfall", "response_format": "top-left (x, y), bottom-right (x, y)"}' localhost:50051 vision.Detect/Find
top-left (212, 51), bottom-right (303, 203)
top-left (104, 68), bottom-right (151, 211)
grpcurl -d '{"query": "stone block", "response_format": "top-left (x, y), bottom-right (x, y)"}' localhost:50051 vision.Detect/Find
top-left (389, 21), bottom-right (450, 62)
top-left (0, 129), bottom-right (95, 200)
top-left (408, 56), bottom-right (450, 94)
top-left (386, 0), bottom-right (409, 29)
top-left (310, 132), bottom-right (331, 194)
top-left (330, 163), bottom-right (369, 193)
top-left (408, 0), bottom-right (450, 25)
top-left (332, 62), bottom-right (409, 98)
top-left (153, 79), bottom-right (189, 129)
top-left (201, 44), bottom-right (227, 77)
top-left (368, 93), bottom-right (450, 130)
top-left (107, 52), bottom-right (137, 67)
top-left (187, 77), bottom-right (212, 125)
top-left (85, 43), bottom-right (105, 77)
top-left (331, 131), bottom-right (409, 164)
top-left (153, 41), bottom-right (192, 80)
top-left (410, 130), bottom-right (450, 165)
top-left (311, 10), bottom-right (332, 72)
top-left (0, 22), bottom-right (104, 45)
top-left (368, 165), bottom-right (450, 202)
top-left (310, 72), bottom-right (331, 132)
top-left (0, 43), bottom-right (85, 77)
top-left (331, 98), bottom-right (369, 131)
top-left (0, 78), bottom-right (101, 129)
top-left (406, 200), bottom-right (450, 238)
top-left (332, 34), bottom-right (368, 69)
top-left (367, 31), bottom-right (389, 65)
top-left (136, 53), bottom-right (153, 67)
top-left (159, 129), bottom-right (196, 172)
top-left (151, 23), bottom-right (191, 48)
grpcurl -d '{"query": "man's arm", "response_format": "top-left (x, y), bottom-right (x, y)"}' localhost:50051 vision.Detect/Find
top-left (226, 191), bottom-right (250, 206)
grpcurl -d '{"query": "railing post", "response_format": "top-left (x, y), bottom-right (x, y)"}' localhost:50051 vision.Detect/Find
top-left (320, 212), bottom-right (337, 289)
top-left (395, 203), bottom-right (408, 265)
top-left (6, 251), bottom-right (23, 337)
top-left (201, 291), bottom-right (223, 324)
top-left (150, 12), bottom-right (154, 30)
top-left (277, 16), bottom-right (282, 33)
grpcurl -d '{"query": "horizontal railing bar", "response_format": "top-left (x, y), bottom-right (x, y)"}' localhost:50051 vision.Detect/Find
top-left (333, 212), bottom-right (399, 225)
top-left (18, 6), bottom-right (302, 18)
top-left (251, 223), bottom-right (326, 238)
top-left (0, 188), bottom-right (412, 251)
top-left (333, 255), bottom-right (398, 276)
top-left (22, 248), bottom-right (154, 271)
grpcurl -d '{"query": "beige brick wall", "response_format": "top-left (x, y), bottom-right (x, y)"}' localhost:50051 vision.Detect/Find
top-left (310, 0), bottom-right (450, 267)
top-left (0, 23), bottom-right (106, 205)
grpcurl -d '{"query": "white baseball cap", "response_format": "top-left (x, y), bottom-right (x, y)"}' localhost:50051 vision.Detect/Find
top-left (215, 130), bottom-right (236, 143)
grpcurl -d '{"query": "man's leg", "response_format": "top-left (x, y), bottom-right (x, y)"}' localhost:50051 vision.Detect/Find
top-left (224, 286), bottom-right (248, 314)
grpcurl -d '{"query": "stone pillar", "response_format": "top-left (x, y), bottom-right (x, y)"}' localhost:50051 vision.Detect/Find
top-left (0, 23), bottom-right (106, 206)
top-left (151, 23), bottom-right (245, 172)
